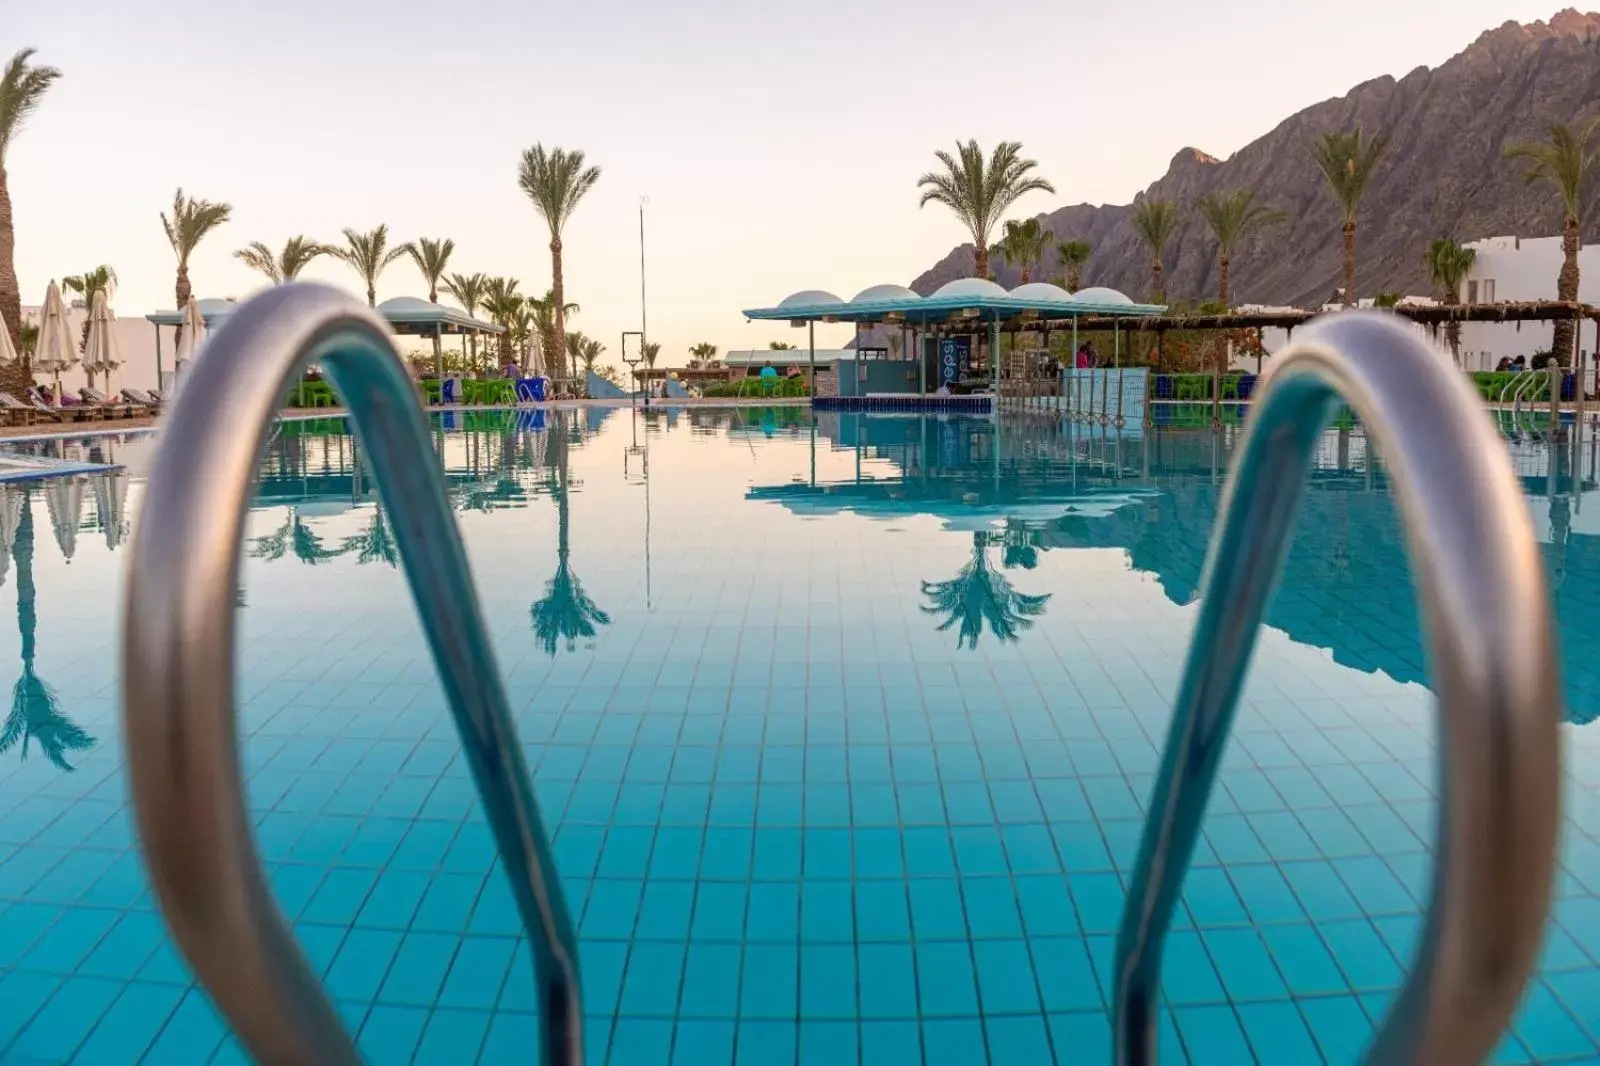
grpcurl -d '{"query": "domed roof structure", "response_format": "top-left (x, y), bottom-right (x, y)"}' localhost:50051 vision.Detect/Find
top-left (377, 296), bottom-right (435, 314)
top-left (931, 278), bottom-right (1008, 300)
top-left (1071, 286), bottom-right (1135, 305)
top-left (850, 284), bottom-right (921, 304)
top-left (1008, 282), bottom-right (1076, 303)
top-left (777, 289), bottom-right (845, 309)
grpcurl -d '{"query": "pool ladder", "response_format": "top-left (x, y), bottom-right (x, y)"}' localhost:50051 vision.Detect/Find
top-left (121, 285), bottom-right (1562, 1065)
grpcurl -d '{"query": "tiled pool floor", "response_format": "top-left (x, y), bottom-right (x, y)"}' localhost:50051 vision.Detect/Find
top-left (0, 407), bottom-right (1596, 1063)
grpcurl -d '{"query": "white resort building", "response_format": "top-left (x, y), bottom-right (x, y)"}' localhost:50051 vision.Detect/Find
top-left (1456, 234), bottom-right (1598, 371)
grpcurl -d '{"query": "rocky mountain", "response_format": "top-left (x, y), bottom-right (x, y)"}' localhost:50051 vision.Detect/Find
top-left (911, 10), bottom-right (1600, 307)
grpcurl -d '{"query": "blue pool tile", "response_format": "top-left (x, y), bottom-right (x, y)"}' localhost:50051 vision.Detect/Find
top-left (6, 974), bottom-right (122, 1063)
top-left (922, 1018), bottom-right (987, 1066)
top-left (139, 987), bottom-right (227, 1064)
top-left (674, 1019), bottom-right (736, 1064)
top-left (914, 941), bottom-right (978, 1017)
top-left (736, 1019), bottom-right (797, 1065)
top-left (1173, 1004), bottom-right (1253, 1066)
top-left (740, 944), bottom-right (798, 1018)
top-left (610, 1017), bottom-right (675, 1063)
top-left (438, 936), bottom-right (515, 1011)
top-left (799, 1020), bottom-right (858, 1066)
top-left (354, 1003), bottom-right (427, 1065)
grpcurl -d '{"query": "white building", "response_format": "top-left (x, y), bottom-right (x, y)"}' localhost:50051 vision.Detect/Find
top-left (21, 300), bottom-right (161, 394)
top-left (1229, 299), bottom-right (1445, 371)
top-left (1455, 234), bottom-right (1599, 371)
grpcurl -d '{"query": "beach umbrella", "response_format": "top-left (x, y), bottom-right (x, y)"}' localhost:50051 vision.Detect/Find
top-left (176, 296), bottom-right (207, 368)
top-left (82, 291), bottom-right (123, 396)
top-left (91, 472), bottom-right (128, 550)
top-left (0, 317), bottom-right (18, 370)
top-left (42, 476), bottom-right (84, 563)
top-left (0, 486), bottom-right (22, 589)
top-left (33, 282), bottom-right (78, 403)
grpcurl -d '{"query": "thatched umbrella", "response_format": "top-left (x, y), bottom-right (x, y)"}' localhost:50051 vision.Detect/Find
top-left (0, 494), bottom-right (94, 770)
top-left (33, 282), bottom-right (78, 403)
top-left (82, 291), bottom-right (124, 395)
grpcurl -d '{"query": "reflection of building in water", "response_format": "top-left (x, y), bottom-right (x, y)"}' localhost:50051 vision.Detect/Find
top-left (755, 414), bottom-right (1600, 724)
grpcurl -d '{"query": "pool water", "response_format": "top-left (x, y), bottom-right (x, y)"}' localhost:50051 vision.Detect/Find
top-left (0, 407), bottom-right (1597, 1064)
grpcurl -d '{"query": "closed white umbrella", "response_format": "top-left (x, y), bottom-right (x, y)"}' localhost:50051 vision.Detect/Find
top-left (0, 317), bottom-right (18, 371)
top-left (82, 291), bottom-right (123, 397)
top-left (91, 472), bottom-right (128, 550)
top-left (172, 297), bottom-right (208, 403)
top-left (33, 282), bottom-right (78, 404)
top-left (43, 476), bottom-right (85, 563)
top-left (0, 485), bottom-right (22, 588)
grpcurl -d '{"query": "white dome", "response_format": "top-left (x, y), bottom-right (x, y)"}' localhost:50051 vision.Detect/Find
top-left (377, 296), bottom-right (435, 313)
top-left (1071, 286), bottom-right (1135, 306)
top-left (1008, 282), bottom-right (1076, 303)
top-left (931, 277), bottom-right (1008, 300)
top-left (777, 289), bottom-right (844, 309)
top-left (851, 284), bottom-right (921, 304)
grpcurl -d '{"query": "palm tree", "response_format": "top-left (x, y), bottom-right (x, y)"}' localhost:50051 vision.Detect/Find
top-left (400, 237), bottom-right (455, 302)
top-left (442, 271), bottom-right (489, 370)
top-left (999, 218), bottom-right (1053, 284)
top-left (1423, 237), bottom-right (1478, 364)
top-left (506, 301), bottom-right (537, 374)
top-left (769, 341), bottom-right (797, 350)
top-left (689, 342), bottom-right (718, 363)
top-left (0, 50), bottom-right (62, 360)
top-left (917, 140), bottom-right (1055, 280)
top-left (920, 532), bottom-right (1051, 649)
top-left (1055, 239), bottom-right (1092, 292)
top-left (331, 225), bottom-right (406, 307)
top-left (161, 188), bottom-right (233, 330)
top-left (17, 320), bottom-right (36, 367)
top-left (1310, 128), bottom-right (1388, 307)
top-left (479, 277), bottom-right (522, 367)
top-left (1194, 189), bottom-right (1286, 307)
top-left (564, 332), bottom-right (588, 382)
top-left (517, 145), bottom-right (601, 367)
top-left (531, 424), bottom-right (610, 655)
top-left (642, 341), bottom-right (661, 368)
top-left (578, 336), bottom-right (604, 376)
top-left (341, 508), bottom-right (398, 567)
top-left (527, 289), bottom-right (579, 377)
top-left (249, 508), bottom-right (339, 565)
top-left (0, 496), bottom-right (93, 771)
top-left (61, 265), bottom-right (117, 349)
top-left (232, 236), bottom-right (330, 285)
top-left (1129, 195), bottom-right (1180, 302)
top-left (1504, 118), bottom-right (1600, 362)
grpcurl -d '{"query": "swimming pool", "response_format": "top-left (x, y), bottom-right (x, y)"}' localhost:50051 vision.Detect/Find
top-left (0, 406), bottom-right (1595, 1064)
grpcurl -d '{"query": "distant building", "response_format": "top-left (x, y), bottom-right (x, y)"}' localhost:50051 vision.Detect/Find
top-left (1456, 234), bottom-right (1600, 371)
top-left (21, 301), bottom-right (159, 393)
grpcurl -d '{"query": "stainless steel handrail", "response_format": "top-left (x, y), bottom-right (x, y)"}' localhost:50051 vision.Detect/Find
top-left (1112, 312), bottom-right (1562, 1065)
top-left (120, 284), bottom-right (583, 1064)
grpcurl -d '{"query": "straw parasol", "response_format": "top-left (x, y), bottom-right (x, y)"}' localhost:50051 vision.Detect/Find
top-left (0, 313), bottom-right (18, 373)
top-left (175, 296), bottom-right (207, 368)
top-left (91, 472), bottom-right (129, 550)
top-left (82, 291), bottom-right (123, 396)
top-left (42, 476), bottom-right (84, 563)
top-left (33, 282), bottom-right (78, 404)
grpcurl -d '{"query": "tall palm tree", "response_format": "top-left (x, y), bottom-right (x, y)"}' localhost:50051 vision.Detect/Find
top-left (232, 236), bottom-right (330, 285)
top-left (160, 187), bottom-right (233, 316)
top-left (1423, 237), bottom-right (1478, 364)
top-left (443, 271), bottom-right (488, 368)
top-left (1129, 195), bottom-right (1180, 302)
top-left (999, 218), bottom-right (1053, 284)
top-left (564, 332), bottom-right (588, 382)
top-left (920, 532), bottom-right (1051, 649)
top-left (642, 341), bottom-right (661, 369)
top-left (62, 265), bottom-right (117, 349)
top-left (1310, 128), bottom-right (1388, 307)
top-left (507, 301), bottom-right (537, 374)
top-left (578, 336), bottom-right (604, 376)
top-left (1504, 118), bottom-right (1600, 362)
top-left (531, 424), bottom-right (610, 654)
top-left (479, 276), bottom-right (522, 367)
top-left (528, 289), bottom-right (578, 376)
top-left (400, 237), bottom-right (455, 302)
top-left (917, 140), bottom-right (1055, 280)
top-left (1, 496), bottom-right (93, 771)
top-left (1194, 189), bottom-right (1286, 307)
top-left (517, 144), bottom-right (601, 366)
top-left (331, 225), bottom-right (406, 307)
top-left (1055, 239), bottom-right (1092, 292)
top-left (1, 50), bottom-right (60, 367)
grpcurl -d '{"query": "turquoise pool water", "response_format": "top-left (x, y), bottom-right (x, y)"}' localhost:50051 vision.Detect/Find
top-left (0, 406), bottom-right (1596, 1064)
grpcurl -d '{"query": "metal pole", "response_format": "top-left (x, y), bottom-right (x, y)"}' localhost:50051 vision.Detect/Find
top-left (990, 312), bottom-right (1000, 395)
top-left (809, 321), bottom-right (816, 400)
top-left (1071, 318), bottom-right (1079, 418)
top-left (154, 325), bottom-right (164, 394)
top-left (640, 197), bottom-right (649, 408)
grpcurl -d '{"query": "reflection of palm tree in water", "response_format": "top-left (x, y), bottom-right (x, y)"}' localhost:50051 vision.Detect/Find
top-left (250, 508), bottom-right (339, 564)
top-left (531, 422), bottom-right (611, 654)
top-left (341, 508), bottom-right (399, 567)
top-left (921, 531), bottom-right (1051, 649)
top-left (0, 497), bottom-right (93, 770)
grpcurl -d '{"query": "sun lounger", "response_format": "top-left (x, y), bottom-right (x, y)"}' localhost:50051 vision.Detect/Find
top-left (80, 387), bottom-right (140, 419)
top-left (122, 387), bottom-right (160, 408)
top-left (0, 393), bottom-right (36, 427)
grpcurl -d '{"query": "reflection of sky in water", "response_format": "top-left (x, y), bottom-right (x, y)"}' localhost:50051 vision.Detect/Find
top-left (0, 408), bottom-right (1595, 1063)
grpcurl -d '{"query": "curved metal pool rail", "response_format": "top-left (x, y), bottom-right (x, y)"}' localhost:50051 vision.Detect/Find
top-left (120, 284), bottom-right (583, 1064)
top-left (1112, 312), bottom-right (1563, 1065)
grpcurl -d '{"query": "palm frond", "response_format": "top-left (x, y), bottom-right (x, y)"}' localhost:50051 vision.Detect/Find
top-left (518, 144), bottom-right (603, 238)
top-left (1194, 189), bottom-right (1286, 253)
top-left (1504, 118), bottom-right (1600, 218)
top-left (160, 188), bottom-right (234, 262)
top-left (0, 49), bottom-right (63, 160)
top-left (234, 241), bottom-right (283, 284)
top-left (1309, 128), bottom-right (1388, 222)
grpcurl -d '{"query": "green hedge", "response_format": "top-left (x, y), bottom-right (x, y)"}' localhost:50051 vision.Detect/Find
top-left (284, 378), bottom-right (523, 409)
top-left (701, 377), bottom-right (810, 398)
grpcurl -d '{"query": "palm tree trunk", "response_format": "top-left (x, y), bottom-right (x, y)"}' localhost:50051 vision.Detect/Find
top-left (1151, 260), bottom-right (1164, 303)
top-left (0, 165), bottom-right (21, 359)
top-left (173, 262), bottom-right (192, 357)
top-left (1067, 265), bottom-right (1080, 292)
top-left (1444, 294), bottom-right (1462, 364)
top-left (1218, 253), bottom-right (1231, 307)
top-left (1553, 212), bottom-right (1580, 365)
top-left (366, 285), bottom-right (376, 308)
top-left (1020, 264), bottom-right (1031, 285)
top-left (551, 237), bottom-right (568, 375)
top-left (974, 242), bottom-right (989, 280)
top-left (1342, 220), bottom-right (1357, 308)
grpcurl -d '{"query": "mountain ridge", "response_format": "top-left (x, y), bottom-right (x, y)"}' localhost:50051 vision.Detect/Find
top-left (910, 10), bottom-right (1600, 307)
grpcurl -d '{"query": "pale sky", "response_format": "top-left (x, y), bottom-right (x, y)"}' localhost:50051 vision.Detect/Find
top-left (9, 0), bottom-right (1565, 367)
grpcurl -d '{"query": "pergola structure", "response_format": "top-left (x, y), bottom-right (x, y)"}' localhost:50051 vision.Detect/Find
top-left (743, 279), bottom-right (1165, 395)
top-left (146, 295), bottom-right (504, 386)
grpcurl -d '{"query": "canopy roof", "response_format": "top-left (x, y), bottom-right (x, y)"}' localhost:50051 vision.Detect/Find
top-left (145, 295), bottom-right (503, 334)
top-left (745, 279), bottom-right (1164, 325)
